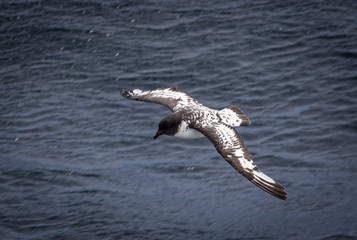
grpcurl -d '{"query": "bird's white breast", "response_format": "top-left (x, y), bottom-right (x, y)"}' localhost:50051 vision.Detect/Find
top-left (174, 121), bottom-right (204, 139)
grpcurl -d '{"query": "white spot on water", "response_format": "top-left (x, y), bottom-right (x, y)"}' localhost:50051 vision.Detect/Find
top-left (185, 166), bottom-right (195, 171)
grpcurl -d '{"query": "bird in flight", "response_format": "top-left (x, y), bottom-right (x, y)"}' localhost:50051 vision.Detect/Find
top-left (121, 86), bottom-right (287, 200)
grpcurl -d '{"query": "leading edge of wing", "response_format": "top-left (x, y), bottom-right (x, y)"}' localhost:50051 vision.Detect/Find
top-left (121, 86), bottom-right (202, 111)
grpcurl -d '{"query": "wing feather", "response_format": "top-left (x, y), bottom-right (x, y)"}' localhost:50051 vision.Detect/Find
top-left (193, 123), bottom-right (287, 200)
top-left (121, 86), bottom-right (202, 112)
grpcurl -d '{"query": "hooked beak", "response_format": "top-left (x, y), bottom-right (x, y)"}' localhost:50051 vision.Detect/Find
top-left (153, 131), bottom-right (163, 139)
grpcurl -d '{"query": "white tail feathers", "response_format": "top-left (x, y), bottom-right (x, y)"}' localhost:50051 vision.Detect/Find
top-left (218, 105), bottom-right (250, 127)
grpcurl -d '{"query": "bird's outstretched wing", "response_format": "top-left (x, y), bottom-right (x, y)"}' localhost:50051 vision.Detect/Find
top-left (193, 123), bottom-right (287, 200)
top-left (121, 86), bottom-right (202, 112)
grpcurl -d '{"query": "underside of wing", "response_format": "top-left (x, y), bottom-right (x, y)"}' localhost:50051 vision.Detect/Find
top-left (193, 123), bottom-right (287, 200)
top-left (121, 86), bottom-right (202, 112)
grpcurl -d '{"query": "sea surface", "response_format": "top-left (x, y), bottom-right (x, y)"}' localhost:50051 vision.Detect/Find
top-left (1, 1), bottom-right (357, 239)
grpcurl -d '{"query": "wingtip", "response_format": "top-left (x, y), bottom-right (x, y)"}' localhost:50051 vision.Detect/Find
top-left (121, 89), bottom-right (131, 98)
top-left (249, 171), bottom-right (288, 200)
top-left (121, 88), bottom-right (143, 98)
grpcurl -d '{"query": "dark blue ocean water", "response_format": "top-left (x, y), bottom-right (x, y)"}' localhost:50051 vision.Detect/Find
top-left (1, 1), bottom-right (357, 239)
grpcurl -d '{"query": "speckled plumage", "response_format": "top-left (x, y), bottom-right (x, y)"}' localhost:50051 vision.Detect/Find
top-left (121, 86), bottom-right (287, 200)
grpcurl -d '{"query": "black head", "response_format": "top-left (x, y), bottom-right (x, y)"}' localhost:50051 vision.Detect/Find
top-left (153, 113), bottom-right (182, 139)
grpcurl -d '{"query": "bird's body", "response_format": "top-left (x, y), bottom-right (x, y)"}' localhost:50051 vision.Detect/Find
top-left (174, 120), bottom-right (204, 139)
top-left (121, 86), bottom-right (287, 200)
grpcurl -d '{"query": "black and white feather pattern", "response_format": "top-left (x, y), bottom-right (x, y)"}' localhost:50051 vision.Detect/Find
top-left (192, 123), bottom-right (287, 200)
top-left (121, 86), bottom-right (202, 112)
top-left (121, 86), bottom-right (287, 200)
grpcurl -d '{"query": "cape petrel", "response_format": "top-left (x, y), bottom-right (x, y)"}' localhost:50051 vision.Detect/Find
top-left (121, 86), bottom-right (287, 200)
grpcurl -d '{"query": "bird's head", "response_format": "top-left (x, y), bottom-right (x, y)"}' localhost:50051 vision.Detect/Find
top-left (153, 113), bottom-right (181, 139)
